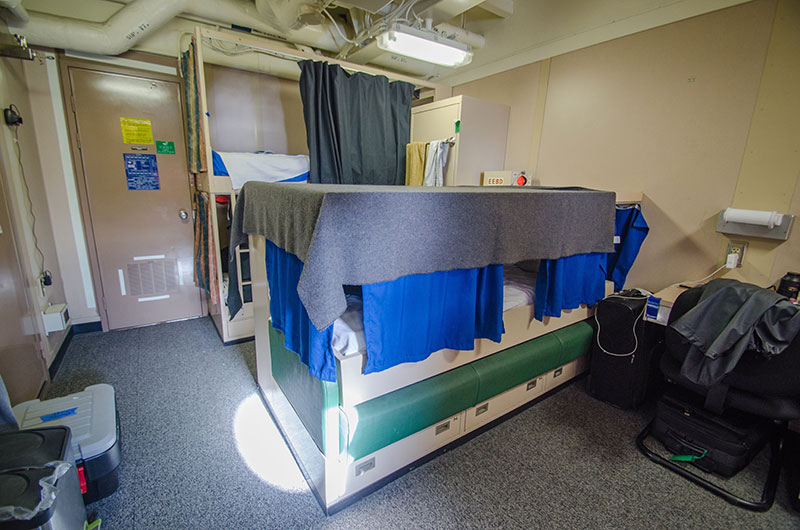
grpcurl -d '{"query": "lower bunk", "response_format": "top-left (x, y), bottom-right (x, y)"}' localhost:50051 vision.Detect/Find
top-left (261, 319), bottom-right (593, 513)
top-left (247, 229), bottom-right (605, 512)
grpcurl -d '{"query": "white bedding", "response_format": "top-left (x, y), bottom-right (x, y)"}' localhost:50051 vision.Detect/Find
top-left (332, 266), bottom-right (538, 357)
top-left (217, 151), bottom-right (309, 190)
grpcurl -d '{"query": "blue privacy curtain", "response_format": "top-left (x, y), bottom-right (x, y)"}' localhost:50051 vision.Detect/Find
top-left (264, 240), bottom-right (336, 381)
top-left (534, 206), bottom-right (648, 320)
top-left (361, 266), bottom-right (505, 375)
top-left (607, 205), bottom-right (649, 291)
top-left (264, 239), bottom-right (504, 381)
top-left (534, 253), bottom-right (607, 321)
top-left (298, 60), bottom-right (414, 185)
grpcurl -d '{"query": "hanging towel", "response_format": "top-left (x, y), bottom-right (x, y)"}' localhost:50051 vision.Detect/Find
top-left (180, 41), bottom-right (207, 173)
top-left (193, 191), bottom-right (218, 306)
top-left (405, 142), bottom-right (428, 186)
top-left (423, 139), bottom-right (451, 187)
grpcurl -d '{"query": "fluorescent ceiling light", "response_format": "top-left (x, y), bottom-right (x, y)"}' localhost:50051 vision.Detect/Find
top-left (376, 24), bottom-right (473, 68)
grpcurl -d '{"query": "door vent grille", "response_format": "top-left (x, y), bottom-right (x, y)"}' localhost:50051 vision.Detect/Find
top-left (126, 259), bottom-right (178, 296)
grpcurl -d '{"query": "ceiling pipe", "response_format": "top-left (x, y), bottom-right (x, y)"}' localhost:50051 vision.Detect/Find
top-left (10, 0), bottom-right (349, 57)
top-left (255, 0), bottom-right (325, 31)
top-left (111, 0), bottom-right (345, 50)
top-left (7, 0), bottom-right (189, 56)
top-left (435, 22), bottom-right (484, 50)
top-left (0, 0), bottom-right (29, 26)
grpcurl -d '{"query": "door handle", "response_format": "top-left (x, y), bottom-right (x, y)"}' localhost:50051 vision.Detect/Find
top-left (178, 209), bottom-right (189, 220)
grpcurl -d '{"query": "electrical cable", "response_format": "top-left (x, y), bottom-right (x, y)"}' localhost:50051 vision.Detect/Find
top-left (11, 121), bottom-right (47, 279)
top-left (664, 264), bottom-right (726, 291)
top-left (322, 8), bottom-right (358, 44)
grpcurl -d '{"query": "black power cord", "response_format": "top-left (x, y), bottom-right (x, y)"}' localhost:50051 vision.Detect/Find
top-left (5, 104), bottom-right (49, 291)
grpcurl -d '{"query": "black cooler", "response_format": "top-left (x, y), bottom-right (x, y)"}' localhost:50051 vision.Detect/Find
top-left (588, 291), bottom-right (660, 409)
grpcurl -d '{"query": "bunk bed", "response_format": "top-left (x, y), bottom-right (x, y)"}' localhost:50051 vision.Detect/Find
top-left (236, 181), bottom-right (617, 513)
top-left (181, 27), bottom-right (636, 513)
top-left (182, 28), bottom-right (315, 344)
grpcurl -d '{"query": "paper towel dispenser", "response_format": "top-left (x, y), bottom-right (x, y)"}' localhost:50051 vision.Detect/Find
top-left (716, 208), bottom-right (794, 241)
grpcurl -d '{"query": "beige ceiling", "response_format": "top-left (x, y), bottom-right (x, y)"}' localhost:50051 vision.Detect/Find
top-left (17, 0), bottom-right (753, 85)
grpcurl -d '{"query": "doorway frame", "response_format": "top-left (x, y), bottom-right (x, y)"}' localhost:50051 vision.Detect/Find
top-left (57, 51), bottom-right (205, 331)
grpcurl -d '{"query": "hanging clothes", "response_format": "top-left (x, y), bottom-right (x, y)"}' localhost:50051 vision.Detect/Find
top-left (405, 142), bottom-right (427, 186)
top-left (607, 204), bottom-right (649, 291)
top-left (298, 60), bottom-right (414, 185)
top-left (193, 191), bottom-right (218, 305)
top-left (423, 139), bottom-right (451, 187)
top-left (180, 41), bottom-right (207, 173)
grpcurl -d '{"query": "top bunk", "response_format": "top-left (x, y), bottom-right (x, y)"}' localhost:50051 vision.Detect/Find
top-left (230, 181), bottom-right (616, 330)
top-left (183, 29), bottom-right (312, 194)
top-left (182, 26), bottom-right (448, 195)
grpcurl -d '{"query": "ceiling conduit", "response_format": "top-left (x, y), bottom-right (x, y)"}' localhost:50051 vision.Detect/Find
top-left (6, 0), bottom-right (189, 56)
top-left (4, 0), bottom-right (478, 76)
top-left (0, 0), bottom-right (29, 25)
top-left (6, 0), bottom-right (350, 57)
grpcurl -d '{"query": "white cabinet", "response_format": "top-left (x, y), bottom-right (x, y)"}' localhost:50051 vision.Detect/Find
top-left (410, 95), bottom-right (510, 186)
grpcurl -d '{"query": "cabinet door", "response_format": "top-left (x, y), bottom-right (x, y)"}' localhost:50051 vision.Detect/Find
top-left (410, 101), bottom-right (461, 186)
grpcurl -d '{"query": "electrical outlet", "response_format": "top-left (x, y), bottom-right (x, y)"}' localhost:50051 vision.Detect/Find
top-left (727, 241), bottom-right (747, 267)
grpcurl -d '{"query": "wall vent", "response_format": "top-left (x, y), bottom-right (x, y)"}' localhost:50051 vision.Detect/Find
top-left (126, 259), bottom-right (178, 296)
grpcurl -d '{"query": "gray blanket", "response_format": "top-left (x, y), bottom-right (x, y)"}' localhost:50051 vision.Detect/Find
top-left (671, 278), bottom-right (800, 386)
top-left (229, 182), bottom-right (615, 330)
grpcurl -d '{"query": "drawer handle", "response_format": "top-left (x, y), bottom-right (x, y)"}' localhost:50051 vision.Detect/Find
top-left (554, 367), bottom-right (563, 378)
top-left (476, 403), bottom-right (489, 416)
top-left (526, 379), bottom-right (538, 391)
top-left (435, 421), bottom-right (451, 435)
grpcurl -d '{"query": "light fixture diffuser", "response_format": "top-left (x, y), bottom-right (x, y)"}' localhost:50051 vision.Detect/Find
top-left (376, 24), bottom-right (473, 68)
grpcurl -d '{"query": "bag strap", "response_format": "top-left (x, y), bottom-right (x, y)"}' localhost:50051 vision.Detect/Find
top-left (704, 383), bottom-right (729, 415)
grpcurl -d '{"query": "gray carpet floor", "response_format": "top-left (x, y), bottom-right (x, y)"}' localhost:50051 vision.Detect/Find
top-left (48, 317), bottom-right (800, 529)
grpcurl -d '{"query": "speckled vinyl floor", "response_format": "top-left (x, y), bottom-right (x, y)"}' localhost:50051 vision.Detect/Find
top-left (48, 317), bottom-right (800, 529)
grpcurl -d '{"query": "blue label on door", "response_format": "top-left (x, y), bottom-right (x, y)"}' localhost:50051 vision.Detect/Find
top-left (124, 153), bottom-right (160, 190)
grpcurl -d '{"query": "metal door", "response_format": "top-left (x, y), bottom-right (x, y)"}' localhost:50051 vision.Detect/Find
top-left (69, 67), bottom-right (201, 330)
top-left (0, 173), bottom-right (46, 403)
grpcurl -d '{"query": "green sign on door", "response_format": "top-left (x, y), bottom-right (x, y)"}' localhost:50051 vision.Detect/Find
top-left (156, 140), bottom-right (175, 154)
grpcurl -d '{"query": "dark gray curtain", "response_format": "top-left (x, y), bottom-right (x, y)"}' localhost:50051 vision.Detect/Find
top-left (299, 60), bottom-right (414, 185)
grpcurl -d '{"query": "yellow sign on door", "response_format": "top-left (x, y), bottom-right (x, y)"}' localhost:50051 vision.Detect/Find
top-left (120, 117), bottom-right (154, 144)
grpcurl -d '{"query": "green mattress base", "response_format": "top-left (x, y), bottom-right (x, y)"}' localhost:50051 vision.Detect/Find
top-left (269, 320), bottom-right (594, 461)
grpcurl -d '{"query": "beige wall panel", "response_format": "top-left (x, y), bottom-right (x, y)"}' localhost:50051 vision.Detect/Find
top-left (23, 55), bottom-right (100, 328)
top-left (771, 182), bottom-right (800, 282)
top-left (205, 64), bottom-right (308, 156)
top-left (0, 57), bottom-right (68, 363)
top-left (534, 0), bottom-right (775, 291)
top-left (728, 0), bottom-right (800, 286)
top-left (454, 63), bottom-right (541, 171)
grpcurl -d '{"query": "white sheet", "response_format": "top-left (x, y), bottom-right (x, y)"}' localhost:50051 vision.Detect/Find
top-left (217, 152), bottom-right (309, 190)
top-left (332, 267), bottom-right (538, 356)
top-left (503, 264), bottom-right (537, 311)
